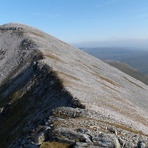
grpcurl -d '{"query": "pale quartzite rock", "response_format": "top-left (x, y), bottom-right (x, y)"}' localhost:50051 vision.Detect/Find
top-left (0, 23), bottom-right (148, 148)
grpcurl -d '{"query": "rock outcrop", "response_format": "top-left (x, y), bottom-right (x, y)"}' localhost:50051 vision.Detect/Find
top-left (0, 23), bottom-right (148, 148)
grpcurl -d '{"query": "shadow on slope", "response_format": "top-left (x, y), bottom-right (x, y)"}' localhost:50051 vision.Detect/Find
top-left (0, 59), bottom-right (84, 148)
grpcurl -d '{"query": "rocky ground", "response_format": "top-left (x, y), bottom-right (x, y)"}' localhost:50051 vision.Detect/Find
top-left (11, 107), bottom-right (148, 148)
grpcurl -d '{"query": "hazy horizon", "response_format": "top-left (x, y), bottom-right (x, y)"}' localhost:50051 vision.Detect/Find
top-left (71, 39), bottom-right (148, 50)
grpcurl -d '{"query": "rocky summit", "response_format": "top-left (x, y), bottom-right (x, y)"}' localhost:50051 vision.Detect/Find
top-left (0, 23), bottom-right (148, 148)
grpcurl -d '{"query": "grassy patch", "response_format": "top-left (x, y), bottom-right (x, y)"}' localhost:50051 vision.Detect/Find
top-left (0, 92), bottom-right (30, 147)
top-left (75, 116), bottom-right (148, 137)
top-left (30, 31), bottom-right (44, 38)
top-left (40, 141), bottom-right (72, 148)
top-left (57, 71), bottom-right (81, 81)
top-left (102, 83), bottom-right (121, 93)
top-left (91, 64), bottom-right (102, 70)
top-left (123, 77), bottom-right (144, 89)
top-left (0, 86), bottom-right (21, 107)
top-left (101, 101), bottom-right (148, 127)
top-left (113, 96), bottom-right (134, 107)
top-left (9, 90), bottom-right (23, 104)
top-left (99, 75), bottom-right (121, 87)
top-left (44, 54), bottom-right (66, 64)
top-left (90, 71), bottom-right (121, 87)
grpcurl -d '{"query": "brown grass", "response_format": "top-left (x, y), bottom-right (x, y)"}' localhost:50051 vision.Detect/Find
top-left (63, 80), bottom-right (103, 96)
top-left (88, 65), bottom-right (100, 74)
top-left (103, 120), bottom-right (148, 136)
top-left (44, 54), bottom-right (66, 64)
top-left (113, 96), bottom-right (134, 107)
top-left (91, 64), bottom-right (102, 70)
top-left (58, 39), bottom-right (69, 46)
top-left (102, 83), bottom-right (121, 93)
top-left (30, 31), bottom-right (44, 38)
top-left (90, 71), bottom-right (121, 87)
top-left (102, 102), bottom-right (148, 127)
top-left (52, 113), bottom-right (148, 139)
top-left (57, 71), bottom-right (81, 81)
top-left (99, 75), bottom-right (120, 87)
top-left (76, 59), bottom-right (81, 63)
top-left (76, 116), bottom-right (148, 137)
top-left (40, 141), bottom-right (72, 148)
top-left (76, 62), bottom-right (101, 74)
top-left (123, 77), bottom-right (144, 89)
top-left (76, 62), bottom-right (122, 88)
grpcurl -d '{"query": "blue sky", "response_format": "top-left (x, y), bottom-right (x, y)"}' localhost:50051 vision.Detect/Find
top-left (1, 0), bottom-right (148, 47)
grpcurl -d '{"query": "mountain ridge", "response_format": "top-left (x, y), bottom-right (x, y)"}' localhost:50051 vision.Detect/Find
top-left (0, 23), bottom-right (148, 148)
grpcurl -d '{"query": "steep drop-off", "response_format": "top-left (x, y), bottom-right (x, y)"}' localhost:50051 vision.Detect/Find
top-left (0, 23), bottom-right (148, 148)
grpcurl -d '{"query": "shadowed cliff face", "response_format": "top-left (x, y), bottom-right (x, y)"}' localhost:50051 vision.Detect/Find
top-left (0, 23), bottom-right (148, 148)
top-left (0, 54), bottom-right (84, 147)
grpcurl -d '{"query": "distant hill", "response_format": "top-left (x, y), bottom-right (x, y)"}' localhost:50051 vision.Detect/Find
top-left (80, 47), bottom-right (148, 75)
top-left (105, 60), bottom-right (148, 85)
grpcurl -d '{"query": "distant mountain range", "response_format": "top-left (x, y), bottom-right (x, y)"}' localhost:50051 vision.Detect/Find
top-left (80, 47), bottom-right (148, 75)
